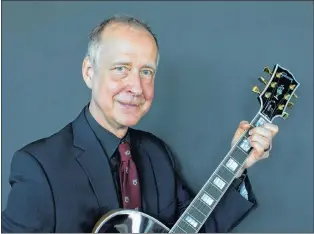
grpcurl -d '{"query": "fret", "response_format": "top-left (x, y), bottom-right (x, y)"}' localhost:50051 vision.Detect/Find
top-left (209, 174), bottom-right (229, 192)
top-left (169, 226), bottom-right (186, 233)
top-left (175, 221), bottom-right (189, 233)
top-left (243, 129), bottom-right (251, 139)
top-left (185, 205), bottom-right (206, 223)
top-left (223, 155), bottom-right (241, 173)
top-left (182, 213), bottom-right (201, 229)
top-left (236, 144), bottom-right (249, 155)
top-left (230, 145), bottom-right (249, 165)
top-left (191, 204), bottom-right (206, 216)
top-left (203, 182), bottom-right (222, 200)
top-left (192, 195), bottom-right (213, 214)
top-left (216, 164), bottom-right (235, 183)
top-left (252, 113), bottom-right (270, 127)
top-left (177, 218), bottom-right (197, 233)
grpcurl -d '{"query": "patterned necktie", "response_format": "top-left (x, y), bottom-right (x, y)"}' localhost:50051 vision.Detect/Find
top-left (118, 141), bottom-right (141, 210)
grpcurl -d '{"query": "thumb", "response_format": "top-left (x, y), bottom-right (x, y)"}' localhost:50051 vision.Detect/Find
top-left (231, 120), bottom-right (251, 147)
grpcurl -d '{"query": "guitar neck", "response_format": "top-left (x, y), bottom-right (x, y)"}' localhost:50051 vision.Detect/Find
top-left (169, 112), bottom-right (271, 233)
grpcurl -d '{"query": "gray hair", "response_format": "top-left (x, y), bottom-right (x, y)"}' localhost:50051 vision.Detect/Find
top-left (86, 14), bottom-right (160, 69)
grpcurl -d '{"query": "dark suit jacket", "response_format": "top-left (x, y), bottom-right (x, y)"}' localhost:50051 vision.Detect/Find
top-left (2, 107), bottom-right (257, 233)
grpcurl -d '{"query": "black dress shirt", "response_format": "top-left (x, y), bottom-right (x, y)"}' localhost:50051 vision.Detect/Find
top-left (84, 105), bottom-right (129, 207)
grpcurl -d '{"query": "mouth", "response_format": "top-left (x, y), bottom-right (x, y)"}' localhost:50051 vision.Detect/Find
top-left (117, 101), bottom-right (140, 108)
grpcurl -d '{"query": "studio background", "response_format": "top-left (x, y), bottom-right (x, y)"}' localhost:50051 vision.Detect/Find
top-left (2, 1), bottom-right (313, 232)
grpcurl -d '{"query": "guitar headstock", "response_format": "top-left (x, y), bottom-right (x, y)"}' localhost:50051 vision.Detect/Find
top-left (252, 64), bottom-right (300, 122)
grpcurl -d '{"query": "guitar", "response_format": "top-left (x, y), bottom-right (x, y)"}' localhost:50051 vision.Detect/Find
top-left (92, 64), bottom-right (300, 233)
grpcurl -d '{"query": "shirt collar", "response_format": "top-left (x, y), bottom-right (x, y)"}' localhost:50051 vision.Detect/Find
top-left (84, 104), bottom-right (130, 158)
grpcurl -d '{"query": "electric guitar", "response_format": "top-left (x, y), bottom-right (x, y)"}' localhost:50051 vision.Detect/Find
top-left (92, 64), bottom-right (300, 233)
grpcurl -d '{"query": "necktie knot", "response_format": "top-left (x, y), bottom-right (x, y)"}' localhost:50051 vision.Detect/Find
top-left (118, 141), bottom-right (132, 162)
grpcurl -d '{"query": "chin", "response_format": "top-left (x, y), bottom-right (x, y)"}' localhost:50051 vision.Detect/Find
top-left (116, 116), bottom-right (142, 127)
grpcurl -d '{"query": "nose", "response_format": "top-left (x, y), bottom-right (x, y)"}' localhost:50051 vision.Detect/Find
top-left (128, 70), bottom-right (143, 95)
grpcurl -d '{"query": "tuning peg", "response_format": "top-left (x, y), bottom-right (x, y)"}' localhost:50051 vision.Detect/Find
top-left (283, 112), bottom-right (289, 119)
top-left (289, 84), bottom-right (298, 98)
top-left (270, 82), bottom-right (278, 88)
top-left (289, 84), bottom-right (296, 90)
top-left (265, 92), bottom-right (271, 98)
top-left (252, 85), bottom-right (261, 94)
top-left (284, 94), bottom-right (291, 100)
top-left (275, 72), bottom-right (283, 78)
top-left (263, 66), bottom-right (272, 75)
top-left (287, 102), bottom-right (294, 108)
top-left (258, 76), bottom-right (268, 85)
top-left (278, 104), bottom-right (285, 110)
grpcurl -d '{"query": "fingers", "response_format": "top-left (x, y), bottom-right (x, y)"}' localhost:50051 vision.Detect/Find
top-left (249, 125), bottom-right (273, 139)
top-left (238, 120), bottom-right (251, 131)
top-left (249, 134), bottom-right (270, 151)
top-left (250, 141), bottom-right (269, 159)
top-left (263, 123), bottom-right (279, 137)
top-left (241, 122), bottom-right (278, 169)
top-left (231, 120), bottom-right (251, 147)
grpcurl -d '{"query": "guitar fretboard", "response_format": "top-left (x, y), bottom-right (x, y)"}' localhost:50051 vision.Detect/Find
top-left (169, 113), bottom-right (271, 233)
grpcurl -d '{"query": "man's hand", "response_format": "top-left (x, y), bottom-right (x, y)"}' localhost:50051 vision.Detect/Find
top-left (231, 120), bottom-right (279, 177)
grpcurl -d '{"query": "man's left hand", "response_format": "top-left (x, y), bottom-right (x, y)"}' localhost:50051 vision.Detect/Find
top-left (231, 120), bottom-right (279, 176)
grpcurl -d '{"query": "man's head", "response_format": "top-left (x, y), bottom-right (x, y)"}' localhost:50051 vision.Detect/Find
top-left (82, 15), bottom-right (159, 134)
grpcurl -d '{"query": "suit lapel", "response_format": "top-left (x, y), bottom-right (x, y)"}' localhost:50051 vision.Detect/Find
top-left (72, 109), bottom-right (120, 213)
top-left (71, 108), bottom-right (159, 219)
top-left (130, 129), bottom-right (159, 218)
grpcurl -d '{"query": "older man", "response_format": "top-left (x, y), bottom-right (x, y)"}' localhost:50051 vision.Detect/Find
top-left (2, 15), bottom-right (278, 233)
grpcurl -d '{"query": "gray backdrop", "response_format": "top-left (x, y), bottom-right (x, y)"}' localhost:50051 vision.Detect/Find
top-left (2, 1), bottom-right (313, 232)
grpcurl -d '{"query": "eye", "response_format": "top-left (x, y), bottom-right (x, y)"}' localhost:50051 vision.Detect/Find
top-left (140, 69), bottom-right (154, 78)
top-left (113, 66), bottom-right (129, 73)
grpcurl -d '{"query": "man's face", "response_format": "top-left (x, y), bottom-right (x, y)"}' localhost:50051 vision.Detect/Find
top-left (83, 23), bottom-right (158, 129)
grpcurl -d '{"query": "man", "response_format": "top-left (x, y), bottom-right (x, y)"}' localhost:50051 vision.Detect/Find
top-left (2, 15), bottom-right (279, 233)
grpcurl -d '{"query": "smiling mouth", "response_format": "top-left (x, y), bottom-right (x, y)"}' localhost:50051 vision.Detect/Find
top-left (117, 101), bottom-right (140, 108)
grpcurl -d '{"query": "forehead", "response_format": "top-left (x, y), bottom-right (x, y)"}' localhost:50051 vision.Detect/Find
top-left (98, 23), bottom-right (158, 65)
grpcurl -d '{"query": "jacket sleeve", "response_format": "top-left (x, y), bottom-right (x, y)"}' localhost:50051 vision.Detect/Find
top-left (1, 150), bottom-right (55, 233)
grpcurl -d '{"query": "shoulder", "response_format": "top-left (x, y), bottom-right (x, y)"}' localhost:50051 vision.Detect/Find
top-left (18, 122), bottom-right (74, 160)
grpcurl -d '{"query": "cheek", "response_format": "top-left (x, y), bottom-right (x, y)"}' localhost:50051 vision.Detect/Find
top-left (95, 76), bottom-right (124, 100)
top-left (143, 83), bottom-right (154, 102)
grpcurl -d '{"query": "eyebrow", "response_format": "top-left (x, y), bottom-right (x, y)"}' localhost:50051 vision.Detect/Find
top-left (141, 64), bottom-right (156, 71)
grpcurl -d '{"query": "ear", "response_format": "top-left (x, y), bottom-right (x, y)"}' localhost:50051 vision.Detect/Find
top-left (82, 56), bottom-right (94, 89)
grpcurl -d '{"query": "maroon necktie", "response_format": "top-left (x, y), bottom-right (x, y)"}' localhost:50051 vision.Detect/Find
top-left (118, 141), bottom-right (141, 210)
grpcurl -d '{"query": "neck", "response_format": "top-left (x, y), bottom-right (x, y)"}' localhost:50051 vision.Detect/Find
top-left (89, 100), bottom-right (128, 139)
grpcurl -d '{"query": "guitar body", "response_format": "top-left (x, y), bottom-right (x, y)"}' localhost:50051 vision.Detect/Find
top-left (93, 209), bottom-right (169, 233)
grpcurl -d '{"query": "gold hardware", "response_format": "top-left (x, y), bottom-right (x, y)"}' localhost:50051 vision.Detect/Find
top-left (284, 94), bottom-right (291, 100)
top-left (278, 104), bottom-right (285, 110)
top-left (264, 66), bottom-right (272, 75)
top-left (287, 102), bottom-right (294, 108)
top-left (283, 112), bottom-right (289, 119)
top-left (265, 92), bottom-right (271, 98)
top-left (275, 72), bottom-right (283, 78)
top-left (289, 84), bottom-right (298, 98)
top-left (258, 76), bottom-right (268, 85)
top-left (271, 82), bottom-right (277, 88)
top-left (252, 85), bottom-right (261, 94)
